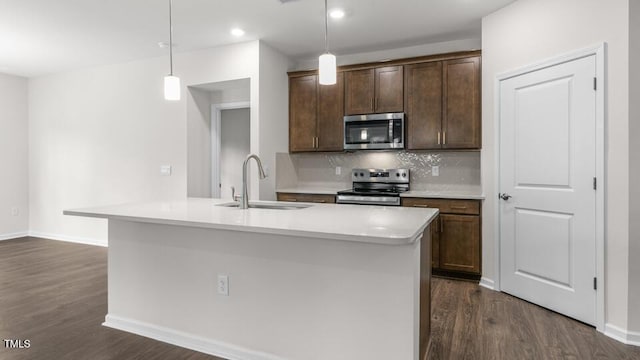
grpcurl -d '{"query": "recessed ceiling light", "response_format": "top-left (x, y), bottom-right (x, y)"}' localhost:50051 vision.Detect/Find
top-left (329, 9), bottom-right (345, 19)
top-left (231, 28), bottom-right (245, 37)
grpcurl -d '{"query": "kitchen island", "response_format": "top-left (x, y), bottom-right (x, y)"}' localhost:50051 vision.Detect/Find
top-left (64, 198), bottom-right (437, 360)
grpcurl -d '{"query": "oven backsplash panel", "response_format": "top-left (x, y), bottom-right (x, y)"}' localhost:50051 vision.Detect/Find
top-left (276, 151), bottom-right (481, 192)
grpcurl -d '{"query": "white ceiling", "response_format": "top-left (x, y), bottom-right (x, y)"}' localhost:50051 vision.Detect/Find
top-left (0, 0), bottom-right (516, 77)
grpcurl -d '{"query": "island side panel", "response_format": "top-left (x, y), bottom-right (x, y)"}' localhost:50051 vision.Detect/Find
top-left (105, 219), bottom-right (422, 360)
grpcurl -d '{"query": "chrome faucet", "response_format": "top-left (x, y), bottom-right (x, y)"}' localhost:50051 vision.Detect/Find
top-left (240, 154), bottom-right (267, 209)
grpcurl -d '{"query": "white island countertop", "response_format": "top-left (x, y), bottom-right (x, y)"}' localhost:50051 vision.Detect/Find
top-left (64, 198), bottom-right (438, 246)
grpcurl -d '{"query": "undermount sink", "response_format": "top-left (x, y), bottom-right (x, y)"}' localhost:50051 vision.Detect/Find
top-left (216, 201), bottom-right (311, 210)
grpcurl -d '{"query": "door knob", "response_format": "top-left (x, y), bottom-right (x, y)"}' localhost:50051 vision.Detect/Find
top-left (499, 193), bottom-right (512, 200)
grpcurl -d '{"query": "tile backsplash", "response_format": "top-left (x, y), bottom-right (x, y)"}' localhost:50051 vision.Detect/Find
top-left (276, 151), bottom-right (481, 192)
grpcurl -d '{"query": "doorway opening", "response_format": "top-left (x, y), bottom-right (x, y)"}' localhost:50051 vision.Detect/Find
top-left (211, 103), bottom-right (250, 198)
top-left (186, 78), bottom-right (250, 199)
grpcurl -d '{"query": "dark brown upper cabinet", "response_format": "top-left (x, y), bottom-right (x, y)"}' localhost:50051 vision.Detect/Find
top-left (405, 61), bottom-right (443, 149)
top-left (345, 66), bottom-right (403, 115)
top-left (442, 56), bottom-right (481, 149)
top-left (289, 72), bottom-right (344, 153)
top-left (405, 56), bottom-right (481, 150)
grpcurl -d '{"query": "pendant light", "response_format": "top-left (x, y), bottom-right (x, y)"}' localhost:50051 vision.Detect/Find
top-left (164, 0), bottom-right (180, 101)
top-left (318, 0), bottom-right (336, 85)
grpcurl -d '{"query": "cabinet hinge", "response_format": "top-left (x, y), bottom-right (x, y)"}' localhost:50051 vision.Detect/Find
top-left (593, 77), bottom-right (597, 91)
top-left (593, 177), bottom-right (597, 190)
top-left (593, 277), bottom-right (597, 290)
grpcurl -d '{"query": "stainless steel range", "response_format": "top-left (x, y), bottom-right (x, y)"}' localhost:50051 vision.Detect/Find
top-left (336, 168), bottom-right (410, 206)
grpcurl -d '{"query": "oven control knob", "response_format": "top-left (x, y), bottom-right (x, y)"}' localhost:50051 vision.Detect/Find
top-left (396, 173), bottom-right (400, 177)
top-left (354, 172), bottom-right (358, 177)
top-left (360, 172), bottom-right (364, 177)
top-left (402, 173), bottom-right (407, 178)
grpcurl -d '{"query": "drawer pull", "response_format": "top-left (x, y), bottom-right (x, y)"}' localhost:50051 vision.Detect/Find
top-left (283, 198), bottom-right (298, 202)
top-left (450, 205), bottom-right (468, 210)
top-left (412, 204), bottom-right (429, 208)
top-left (313, 200), bottom-right (326, 203)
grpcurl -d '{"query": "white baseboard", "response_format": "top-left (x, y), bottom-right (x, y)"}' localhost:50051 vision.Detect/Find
top-left (479, 277), bottom-right (495, 290)
top-left (605, 323), bottom-right (640, 346)
top-left (0, 231), bottom-right (29, 241)
top-left (103, 314), bottom-right (284, 360)
top-left (28, 231), bottom-right (107, 247)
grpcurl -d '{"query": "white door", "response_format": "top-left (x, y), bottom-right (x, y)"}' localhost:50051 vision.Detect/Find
top-left (499, 55), bottom-right (597, 325)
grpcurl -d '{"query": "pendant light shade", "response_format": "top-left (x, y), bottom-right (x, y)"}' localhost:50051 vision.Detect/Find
top-left (319, 53), bottom-right (336, 85)
top-left (318, 0), bottom-right (336, 85)
top-left (164, 75), bottom-right (181, 101)
top-left (164, 0), bottom-right (180, 101)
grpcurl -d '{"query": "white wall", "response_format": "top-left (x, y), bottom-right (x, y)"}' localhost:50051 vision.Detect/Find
top-left (187, 87), bottom-right (213, 198)
top-left (29, 41), bottom-right (260, 245)
top-left (482, 0), bottom-right (631, 333)
top-left (0, 73), bottom-right (29, 239)
top-left (220, 108), bottom-right (250, 199)
top-left (210, 86), bottom-right (250, 104)
top-left (257, 42), bottom-right (292, 200)
top-left (628, 0), bottom-right (640, 334)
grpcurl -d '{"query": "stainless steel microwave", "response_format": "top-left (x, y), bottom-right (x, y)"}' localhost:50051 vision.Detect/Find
top-left (343, 113), bottom-right (405, 150)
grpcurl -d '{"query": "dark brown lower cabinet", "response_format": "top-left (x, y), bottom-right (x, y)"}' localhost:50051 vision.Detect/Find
top-left (402, 197), bottom-right (482, 279)
top-left (439, 214), bottom-right (480, 274)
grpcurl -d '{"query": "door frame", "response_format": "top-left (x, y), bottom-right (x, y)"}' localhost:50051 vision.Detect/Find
top-left (493, 43), bottom-right (606, 331)
top-left (210, 101), bottom-right (251, 198)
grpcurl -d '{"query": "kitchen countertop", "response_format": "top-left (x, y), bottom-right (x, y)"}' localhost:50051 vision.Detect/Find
top-left (277, 187), bottom-right (485, 200)
top-left (64, 198), bottom-right (438, 246)
top-left (276, 186), bottom-right (346, 195)
top-left (400, 190), bottom-right (485, 200)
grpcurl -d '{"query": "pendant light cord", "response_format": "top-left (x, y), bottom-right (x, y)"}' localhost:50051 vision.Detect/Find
top-left (169, 0), bottom-right (174, 76)
top-left (324, 0), bottom-right (329, 54)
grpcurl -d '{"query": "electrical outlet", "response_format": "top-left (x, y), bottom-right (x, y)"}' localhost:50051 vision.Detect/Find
top-left (432, 166), bottom-right (440, 177)
top-left (217, 274), bottom-right (229, 296)
top-left (335, 166), bottom-right (341, 175)
top-left (10, 207), bottom-right (19, 216)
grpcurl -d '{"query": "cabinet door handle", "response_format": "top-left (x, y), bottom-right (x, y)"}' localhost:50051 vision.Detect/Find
top-left (370, 98), bottom-right (374, 111)
top-left (440, 218), bottom-right (444, 233)
top-left (375, 97), bottom-right (378, 111)
top-left (443, 131), bottom-right (446, 145)
top-left (412, 204), bottom-right (429, 208)
top-left (437, 132), bottom-right (441, 145)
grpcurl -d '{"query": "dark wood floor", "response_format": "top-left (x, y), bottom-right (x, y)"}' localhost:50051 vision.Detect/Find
top-left (429, 278), bottom-right (640, 360)
top-left (1, 237), bottom-right (639, 360)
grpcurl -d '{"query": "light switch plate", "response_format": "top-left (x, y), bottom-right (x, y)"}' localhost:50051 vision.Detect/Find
top-left (335, 166), bottom-right (341, 175)
top-left (432, 166), bottom-right (439, 177)
top-left (160, 165), bottom-right (172, 176)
